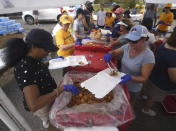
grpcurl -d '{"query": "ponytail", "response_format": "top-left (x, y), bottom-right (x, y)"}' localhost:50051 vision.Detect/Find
top-left (2, 38), bottom-right (30, 68)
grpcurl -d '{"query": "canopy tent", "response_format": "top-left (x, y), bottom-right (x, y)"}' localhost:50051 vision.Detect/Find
top-left (0, 0), bottom-right (90, 14)
top-left (145, 0), bottom-right (176, 4)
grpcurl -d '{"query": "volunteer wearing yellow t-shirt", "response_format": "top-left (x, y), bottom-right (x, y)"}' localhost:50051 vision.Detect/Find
top-left (105, 9), bottom-right (114, 30)
top-left (157, 3), bottom-right (174, 36)
top-left (55, 15), bottom-right (75, 57)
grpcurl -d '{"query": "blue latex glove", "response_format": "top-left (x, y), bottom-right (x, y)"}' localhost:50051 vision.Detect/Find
top-left (55, 56), bottom-right (64, 59)
top-left (119, 74), bottom-right (132, 84)
top-left (85, 30), bottom-right (92, 35)
top-left (75, 41), bottom-right (82, 45)
top-left (105, 33), bottom-right (111, 37)
top-left (75, 38), bottom-right (82, 45)
top-left (106, 38), bottom-right (110, 43)
top-left (94, 25), bottom-right (98, 29)
top-left (64, 84), bottom-right (79, 95)
top-left (104, 53), bottom-right (112, 63)
top-left (77, 38), bottom-right (82, 42)
top-left (105, 26), bottom-right (111, 30)
top-left (84, 36), bottom-right (91, 40)
top-left (157, 21), bottom-right (165, 25)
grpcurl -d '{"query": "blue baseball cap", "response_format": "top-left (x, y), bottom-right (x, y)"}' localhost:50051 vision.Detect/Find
top-left (125, 25), bottom-right (148, 41)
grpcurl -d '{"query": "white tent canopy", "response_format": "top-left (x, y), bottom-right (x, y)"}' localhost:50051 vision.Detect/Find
top-left (0, 0), bottom-right (89, 14)
top-left (145, 0), bottom-right (176, 4)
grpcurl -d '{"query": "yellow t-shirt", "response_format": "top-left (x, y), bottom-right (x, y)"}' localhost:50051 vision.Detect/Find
top-left (158, 11), bottom-right (174, 31)
top-left (105, 16), bottom-right (114, 26)
top-left (55, 29), bottom-right (75, 57)
top-left (140, 8), bottom-right (144, 14)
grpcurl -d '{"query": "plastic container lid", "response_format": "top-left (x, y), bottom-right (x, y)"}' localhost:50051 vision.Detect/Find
top-left (81, 68), bottom-right (125, 98)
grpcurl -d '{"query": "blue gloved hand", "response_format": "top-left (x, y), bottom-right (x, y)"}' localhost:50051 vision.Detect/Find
top-left (119, 74), bottom-right (132, 84)
top-left (55, 56), bottom-right (64, 59)
top-left (106, 38), bottom-right (110, 43)
top-left (75, 41), bottom-right (82, 45)
top-left (84, 36), bottom-right (91, 40)
top-left (157, 21), bottom-right (165, 25)
top-left (104, 53), bottom-right (112, 63)
top-left (105, 26), bottom-right (111, 30)
top-left (105, 33), bottom-right (111, 37)
top-left (85, 30), bottom-right (92, 35)
top-left (77, 38), bottom-right (82, 42)
top-left (64, 84), bottom-right (79, 95)
top-left (94, 25), bottom-right (98, 29)
top-left (75, 38), bottom-right (82, 45)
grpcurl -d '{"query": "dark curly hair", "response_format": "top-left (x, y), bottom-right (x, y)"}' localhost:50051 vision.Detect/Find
top-left (142, 17), bottom-right (153, 32)
top-left (75, 8), bottom-right (85, 19)
top-left (2, 38), bottom-right (31, 69)
top-left (124, 10), bottom-right (131, 18)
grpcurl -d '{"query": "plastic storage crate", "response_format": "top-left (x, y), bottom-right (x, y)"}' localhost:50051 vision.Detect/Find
top-left (162, 94), bottom-right (176, 116)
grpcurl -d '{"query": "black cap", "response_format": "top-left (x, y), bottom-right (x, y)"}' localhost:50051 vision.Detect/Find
top-left (124, 10), bottom-right (130, 15)
top-left (76, 8), bottom-right (85, 15)
top-left (85, 1), bottom-right (92, 5)
top-left (25, 28), bottom-right (58, 52)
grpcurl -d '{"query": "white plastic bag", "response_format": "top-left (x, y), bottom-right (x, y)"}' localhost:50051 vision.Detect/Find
top-left (49, 71), bottom-right (134, 129)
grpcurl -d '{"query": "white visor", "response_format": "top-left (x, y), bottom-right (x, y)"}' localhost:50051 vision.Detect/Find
top-left (117, 21), bottom-right (128, 27)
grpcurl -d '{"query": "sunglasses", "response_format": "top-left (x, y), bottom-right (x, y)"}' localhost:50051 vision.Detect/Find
top-left (128, 39), bottom-right (141, 44)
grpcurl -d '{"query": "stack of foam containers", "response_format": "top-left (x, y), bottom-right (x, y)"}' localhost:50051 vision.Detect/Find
top-left (0, 17), bottom-right (25, 35)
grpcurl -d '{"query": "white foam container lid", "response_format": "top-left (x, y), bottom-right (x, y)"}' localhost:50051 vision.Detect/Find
top-left (81, 68), bottom-right (125, 98)
top-left (48, 55), bottom-right (88, 70)
top-left (0, 49), bottom-right (5, 69)
top-left (64, 126), bottom-right (118, 131)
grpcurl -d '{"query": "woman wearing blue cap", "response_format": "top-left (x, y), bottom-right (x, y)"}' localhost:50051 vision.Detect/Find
top-left (2, 28), bottom-right (79, 130)
top-left (104, 25), bottom-right (155, 106)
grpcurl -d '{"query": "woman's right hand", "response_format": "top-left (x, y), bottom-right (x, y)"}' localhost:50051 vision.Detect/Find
top-left (64, 84), bottom-right (79, 95)
top-left (104, 53), bottom-right (112, 63)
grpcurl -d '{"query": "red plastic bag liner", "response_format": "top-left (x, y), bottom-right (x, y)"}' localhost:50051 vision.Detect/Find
top-left (68, 45), bottom-right (117, 73)
top-left (49, 71), bottom-right (135, 130)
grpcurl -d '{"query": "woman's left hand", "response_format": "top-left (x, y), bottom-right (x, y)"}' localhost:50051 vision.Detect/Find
top-left (119, 74), bottom-right (132, 84)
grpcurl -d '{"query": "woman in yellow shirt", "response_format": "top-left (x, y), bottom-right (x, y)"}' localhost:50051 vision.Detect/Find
top-left (105, 9), bottom-right (114, 30)
top-left (55, 15), bottom-right (75, 57)
top-left (157, 3), bottom-right (174, 36)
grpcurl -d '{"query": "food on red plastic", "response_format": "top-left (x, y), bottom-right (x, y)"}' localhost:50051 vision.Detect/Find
top-left (109, 71), bottom-right (118, 76)
top-left (78, 61), bottom-right (84, 65)
top-left (90, 32), bottom-right (102, 40)
top-left (88, 42), bottom-right (94, 45)
top-left (67, 83), bottom-right (114, 107)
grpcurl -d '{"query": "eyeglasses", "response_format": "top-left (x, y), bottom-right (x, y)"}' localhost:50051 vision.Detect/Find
top-left (128, 39), bottom-right (141, 44)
